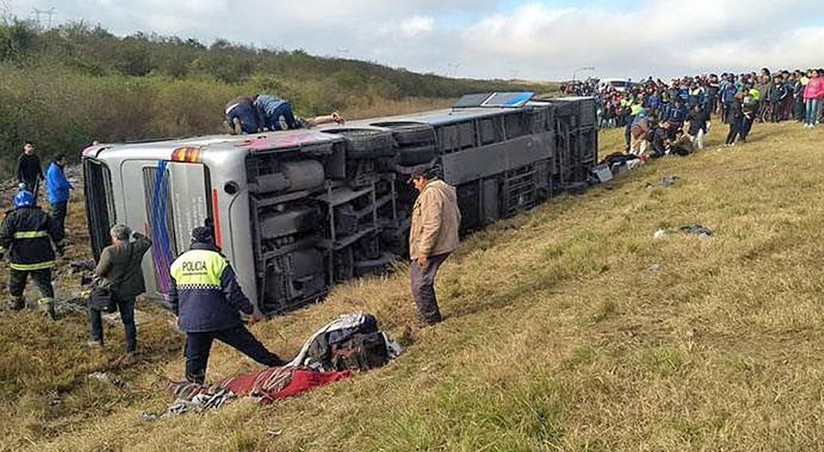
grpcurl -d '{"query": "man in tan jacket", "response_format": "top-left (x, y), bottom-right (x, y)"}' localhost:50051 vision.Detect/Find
top-left (409, 167), bottom-right (461, 327)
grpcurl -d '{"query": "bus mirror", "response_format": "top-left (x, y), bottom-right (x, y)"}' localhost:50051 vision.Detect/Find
top-left (224, 181), bottom-right (239, 195)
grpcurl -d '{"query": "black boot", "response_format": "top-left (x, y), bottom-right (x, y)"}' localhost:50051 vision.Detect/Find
top-left (9, 297), bottom-right (25, 311)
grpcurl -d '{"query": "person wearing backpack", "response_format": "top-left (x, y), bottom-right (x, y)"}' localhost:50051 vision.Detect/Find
top-left (87, 224), bottom-right (152, 358)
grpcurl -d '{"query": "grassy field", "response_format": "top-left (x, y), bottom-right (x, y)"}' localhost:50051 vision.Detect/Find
top-left (2, 120), bottom-right (824, 451)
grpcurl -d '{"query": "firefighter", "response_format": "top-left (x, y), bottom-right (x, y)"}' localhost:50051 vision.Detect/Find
top-left (0, 189), bottom-right (64, 319)
top-left (169, 226), bottom-right (286, 384)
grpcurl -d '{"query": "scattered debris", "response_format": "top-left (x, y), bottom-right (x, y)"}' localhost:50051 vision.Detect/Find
top-left (87, 371), bottom-right (132, 390)
top-left (591, 164), bottom-right (613, 183)
top-left (139, 412), bottom-right (158, 423)
top-left (87, 372), bottom-right (115, 386)
top-left (166, 389), bottom-right (237, 416)
top-left (268, 430), bottom-right (284, 437)
top-left (646, 175), bottom-right (679, 189)
top-left (654, 224), bottom-right (714, 240)
top-left (679, 224), bottom-right (713, 237)
top-left (660, 175), bottom-right (679, 186)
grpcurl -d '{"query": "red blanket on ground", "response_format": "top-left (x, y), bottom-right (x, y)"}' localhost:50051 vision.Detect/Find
top-left (167, 366), bottom-right (351, 404)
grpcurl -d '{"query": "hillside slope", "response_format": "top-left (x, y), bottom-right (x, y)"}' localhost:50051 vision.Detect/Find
top-left (3, 122), bottom-right (824, 451)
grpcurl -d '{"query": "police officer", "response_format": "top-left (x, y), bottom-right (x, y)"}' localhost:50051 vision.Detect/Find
top-left (169, 226), bottom-right (286, 384)
top-left (0, 189), bottom-right (64, 319)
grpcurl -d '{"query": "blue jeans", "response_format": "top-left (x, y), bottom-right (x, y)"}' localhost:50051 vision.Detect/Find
top-left (806, 99), bottom-right (821, 125)
top-left (263, 101), bottom-right (298, 131)
top-left (740, 115), bottom-right (754, 140)
top-left (89, 296), bottom-right (137, 352)
top-left (226, 102), bottom-right (261, 133)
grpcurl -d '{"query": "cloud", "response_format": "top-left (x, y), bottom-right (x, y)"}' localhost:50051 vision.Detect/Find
top-left (8, 0), bottom-right (824, 80)
top-left (399, 16), bottom-right (435, 38)
top-left (457, 0), bottom-right (824, 79)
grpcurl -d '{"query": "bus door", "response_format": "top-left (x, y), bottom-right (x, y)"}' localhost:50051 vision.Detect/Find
top-left (119, 160), bottom-right (211, 299)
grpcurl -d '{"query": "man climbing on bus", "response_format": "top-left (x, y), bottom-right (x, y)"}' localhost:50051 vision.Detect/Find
top-left (253, 94), bottom-right (344, 131)
top-left (223, 95), bottom-right (263, 135)
top-left (169, 226), bottom-right (287, 384)
top-left (223, 94), bottom-right (344, 135)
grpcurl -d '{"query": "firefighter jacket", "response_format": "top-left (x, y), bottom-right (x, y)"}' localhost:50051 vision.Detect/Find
top-left (0, 206), bottom-right (64, 271)
top-left (169, 242), bottom-right (254, 333)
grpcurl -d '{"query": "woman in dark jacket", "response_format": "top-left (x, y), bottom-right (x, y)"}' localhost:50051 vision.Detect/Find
top-left (725, 94), bottom-right (745, 146)
top-left (87, 224), bottom-right (152, 355)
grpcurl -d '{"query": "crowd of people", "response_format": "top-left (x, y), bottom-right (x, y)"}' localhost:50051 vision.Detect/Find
top-left (562, 67), bottom-right (824, 155)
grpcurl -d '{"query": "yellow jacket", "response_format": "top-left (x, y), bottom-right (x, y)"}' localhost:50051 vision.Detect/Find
top-left (409, 179), bottom-right (461, 258)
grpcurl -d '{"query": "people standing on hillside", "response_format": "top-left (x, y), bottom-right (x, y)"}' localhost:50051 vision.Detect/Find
top-left (87, 224), bottom-right (152, 358)
top-left (685, 104), bottom-right (710, 150)
top-left (46, 154), bottom-right (73, 236)
top-left (408, 167), bottom-right (461, 327)
top-left (169, 226), bottom-right (287, 384)
top-left (803, 69), bottom-right (824, 128)
top-left (706, 74), bottom-right (720, 116)
top-left (719, 75), bottom-right (738, 123)
top-left (725, 93), bottom-right (744, 146)
top-left (791, 72), bottom-right (806, 122)
top-left (16, 142), bottom-right (44, 199)
top-left (740, 89), bottom-right (759, 143)
top-left (0, 189), bottom-right (64, 319)
top-left (768, 75), bottom-right (789, 123)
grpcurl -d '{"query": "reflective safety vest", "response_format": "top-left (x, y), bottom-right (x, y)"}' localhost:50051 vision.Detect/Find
top-left (749, 88), bottom-right (761, 101)
top-left (171, 249), bottom-right (227, 291)
top-left (169, 244), bottom-right (253, 333)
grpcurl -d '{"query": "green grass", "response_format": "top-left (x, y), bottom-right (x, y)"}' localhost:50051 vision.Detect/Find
top-left (3, 121), bottom-right (824, 451)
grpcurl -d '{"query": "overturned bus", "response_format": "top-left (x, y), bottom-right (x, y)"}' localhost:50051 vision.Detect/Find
top-left (83, 93), bottom-right (597, 315)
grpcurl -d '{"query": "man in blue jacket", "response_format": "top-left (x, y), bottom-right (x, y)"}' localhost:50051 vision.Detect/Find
top-left (46, 154), bottom-right (72, 235)
top-left (169, 226), bottom-right (286, 384)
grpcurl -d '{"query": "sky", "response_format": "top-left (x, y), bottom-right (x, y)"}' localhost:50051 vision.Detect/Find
top-left (5, 0), bottom-right (824, 81)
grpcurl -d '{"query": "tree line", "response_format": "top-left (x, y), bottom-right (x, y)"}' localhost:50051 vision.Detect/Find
top-left (0, 20), bottom-right (549, 174)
